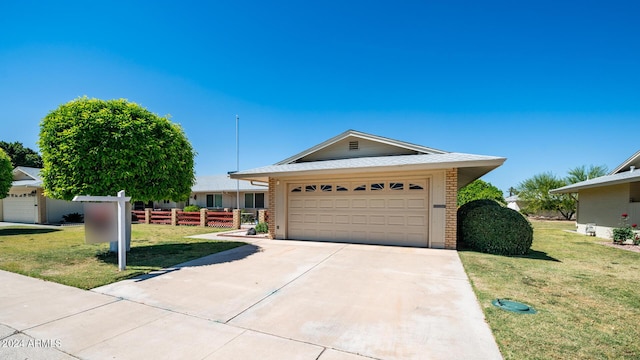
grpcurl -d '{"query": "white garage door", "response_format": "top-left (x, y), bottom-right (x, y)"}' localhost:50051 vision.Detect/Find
top-left (2, 193), bottom-right (37, 223)
top-left (288, 179), bottom-right (429, 247)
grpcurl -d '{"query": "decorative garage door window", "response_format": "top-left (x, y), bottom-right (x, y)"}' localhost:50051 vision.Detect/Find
top-left (289, 181), bottom-right (427, 193)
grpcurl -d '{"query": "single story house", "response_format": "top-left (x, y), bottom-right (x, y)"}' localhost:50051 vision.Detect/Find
top-left (550, 150), bottom-right (640, 239)
top-left (0, 167), bottom-right (84, 224)
top-left (188, 174), bottom-right (268, 214)
top-left (230, 130), bottom-right (505, 249)
top-left (1, 167), bottom-right (268, 224)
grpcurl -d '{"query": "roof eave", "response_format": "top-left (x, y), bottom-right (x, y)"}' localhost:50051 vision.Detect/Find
top-left (550, 174), bottom-right (640, 194)
top-left (231, 158), bottom-right (505, 183)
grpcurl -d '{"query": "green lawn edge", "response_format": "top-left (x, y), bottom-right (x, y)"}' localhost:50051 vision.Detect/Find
top-left (0, 224), bottom-right (246, 290)
top-left (459, 220), bottom-right (640, 360)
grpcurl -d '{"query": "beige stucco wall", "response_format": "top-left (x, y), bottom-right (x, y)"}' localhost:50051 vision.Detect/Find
top-left (270, 169), bottom-right (449, 248)
top-left (45, 197), bottom-right (84, 224)
top-left (577, 184), bottom-right (633, 238)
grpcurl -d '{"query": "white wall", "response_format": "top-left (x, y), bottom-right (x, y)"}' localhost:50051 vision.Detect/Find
top-left (45, 198), bottom-right (85, 224)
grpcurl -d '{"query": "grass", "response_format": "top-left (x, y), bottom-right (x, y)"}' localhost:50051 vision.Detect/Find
top-left (459, 220), bottom-right (640, 360)
top-left (0, 224), bottom-right (245, 289)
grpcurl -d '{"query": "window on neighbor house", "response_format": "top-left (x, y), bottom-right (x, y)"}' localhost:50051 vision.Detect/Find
top-left (245, 193), bottom-right (254, 208)
top-left (244, 193), bottom-right (265, 208)
top-left (255, 193), bottom-right (265, 208)
top-left (206, 194), bottom-right (222, 208)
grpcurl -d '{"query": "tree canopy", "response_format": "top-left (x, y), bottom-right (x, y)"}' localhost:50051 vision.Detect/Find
top-left (0, 148), bottom-right (12, 198)
top-left (457, 179), bottom-right (505, 206)
top-left (39, 97), bottom-right (195, 201)
top-left (0, 141), bottom-right (43, 168)
top-left (516, 164), bottom-right (609, 220)
top-left (517, 172), bottom-right (573, 219)
top-left (566, 164), bottom-right (608, 184)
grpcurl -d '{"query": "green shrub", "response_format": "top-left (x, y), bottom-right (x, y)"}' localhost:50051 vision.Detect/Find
top-left (457, 199), bottom-right (503, 243)
top-left (183, 205), bottom-right (201, 212)
top-left (62, 212), bottom-right (84, 223)
top-left (461, 205), bottom-right (533, 255)
top-left (255, 222), bottom-right (268, 234)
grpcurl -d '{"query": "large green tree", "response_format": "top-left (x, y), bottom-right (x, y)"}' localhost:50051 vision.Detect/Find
top-left (566, 164), bottom-right (608, 184)
top-left (457, 179), bottom-right (505, 206)
top-left (39, 97), bottom-right (195, 201)
top-left (0, 141), bottom-right (43, 168)
top-left (517, 172), bottom-right (574, 220)
top-left (0, 148), bottom-right (12, 198)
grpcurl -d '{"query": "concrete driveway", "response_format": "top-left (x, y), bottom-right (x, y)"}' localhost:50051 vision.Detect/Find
top-left (0, 236), bottom-right (502, 360)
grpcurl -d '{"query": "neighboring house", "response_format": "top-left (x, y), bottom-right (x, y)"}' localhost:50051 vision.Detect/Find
top-left (550, 150), bottom-right (640, 239)
top-left (0, 167), bottom-right (84, 224)
top-left (506, 195), bottom-right (522, 211)
top-left (188, 175), bottom-right (268, 214)
top-left (231, 130), bottom-right (505, 249)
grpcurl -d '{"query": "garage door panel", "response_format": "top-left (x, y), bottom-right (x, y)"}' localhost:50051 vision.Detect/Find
top-left (407, 216), bottom-right (426, 226)
top-left (407, 199), bottom-right (426, 208)
top-left (303, 214), bottom-right (318, 223)
top-left (288, 179), bottom-right (429, 247)
top-left (369, 215), bottom-right (386, 225)
top-left (388, 216), bottom-right (405, 226)
top-left (352, 215), bottom-right (367, 224)
top-left (290, 199), bottom-right (304, 209)
top-left (319, 214), bottom-right (333, 223)
top-left (304, 200), bottom-right (318, 208)
top-left (335, 215), bottom-right (350, 224)
top-left (3, 196), bottom-right (36, 223)
top-left (351, 199), bottom-right (367, 208)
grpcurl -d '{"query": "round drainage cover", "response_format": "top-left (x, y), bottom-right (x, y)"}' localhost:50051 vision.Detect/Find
top-left (492, 299), bottom-right (537, 314)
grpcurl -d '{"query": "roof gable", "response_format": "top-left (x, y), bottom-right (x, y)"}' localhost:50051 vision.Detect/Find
top-left (277, 130), bottom-right (446, 164)
top-left (13, 167), bottom-right (41, 181)
top-left (611, 150), bottom-right (640, 175)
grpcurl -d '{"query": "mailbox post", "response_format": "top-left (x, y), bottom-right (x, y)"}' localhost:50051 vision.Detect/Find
top-left (73, 190), bottom-right (131, 271)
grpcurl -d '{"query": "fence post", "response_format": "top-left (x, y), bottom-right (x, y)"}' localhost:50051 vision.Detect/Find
top-left (144, 208), bottom-right (151, 224)
top-left (171, 208), bottom-right (178, 226)
top-left (200, 208), bottom-right (207, 227)
top-left (232, 209), bottom-right (241, 229)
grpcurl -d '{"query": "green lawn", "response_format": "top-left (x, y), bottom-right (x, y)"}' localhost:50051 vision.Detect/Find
top-left (459, 220), bottom-right (640, 360)
top-left (0, 224), bottom-right (245, 289)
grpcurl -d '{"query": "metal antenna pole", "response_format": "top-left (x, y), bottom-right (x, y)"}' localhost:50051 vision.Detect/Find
top-left (236, 115), bottom-right (240, 210)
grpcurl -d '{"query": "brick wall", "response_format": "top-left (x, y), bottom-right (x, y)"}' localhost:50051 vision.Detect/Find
top-left (268, 177), bottom-right (276, 239)
top-left (445, 168), bottom-right (458, 249)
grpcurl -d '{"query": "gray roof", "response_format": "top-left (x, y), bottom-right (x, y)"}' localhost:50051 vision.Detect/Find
top-left (12, 167), bottom-right (42, 187)
top-left (550, 169), bottom-right (640, 194)
top-left (611, 150), bottom-right (640, 175)
top-left (192, 175), bottom-right (267, 192)
top-left (231, 152), bottom-right (506, 189)
top-left (276, 129), bottom-right (446, 165)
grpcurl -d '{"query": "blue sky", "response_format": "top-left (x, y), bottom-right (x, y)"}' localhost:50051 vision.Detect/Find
top-left (1, 1), bottom-right (638, 194)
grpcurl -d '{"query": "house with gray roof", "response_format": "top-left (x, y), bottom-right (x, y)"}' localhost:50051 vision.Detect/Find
top-left (187, 175), bottom-right (268, 213)
top-left (0, 166), bottom-right (83, 224)
top-left (550, 150), bottom-right (640, 239)
top-left (1, 167), bottom-right (268, 224)
top-left (231, 129), bottom-right (505, 249)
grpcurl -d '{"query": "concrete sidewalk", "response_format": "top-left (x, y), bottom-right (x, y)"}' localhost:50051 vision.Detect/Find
top-left (0, 236), bottom-right (502, 360)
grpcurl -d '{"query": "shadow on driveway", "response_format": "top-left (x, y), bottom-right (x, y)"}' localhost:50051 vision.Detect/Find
top-left (96, 242), bottom-right (261, 282)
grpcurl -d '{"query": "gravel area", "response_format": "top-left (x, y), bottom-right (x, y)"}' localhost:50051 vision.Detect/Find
top-left (599, 242), bottom-right (640, 253)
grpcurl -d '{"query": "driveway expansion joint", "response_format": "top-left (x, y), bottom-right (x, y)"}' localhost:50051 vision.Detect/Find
top-left (224, 244), bottom-right (348, 324)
